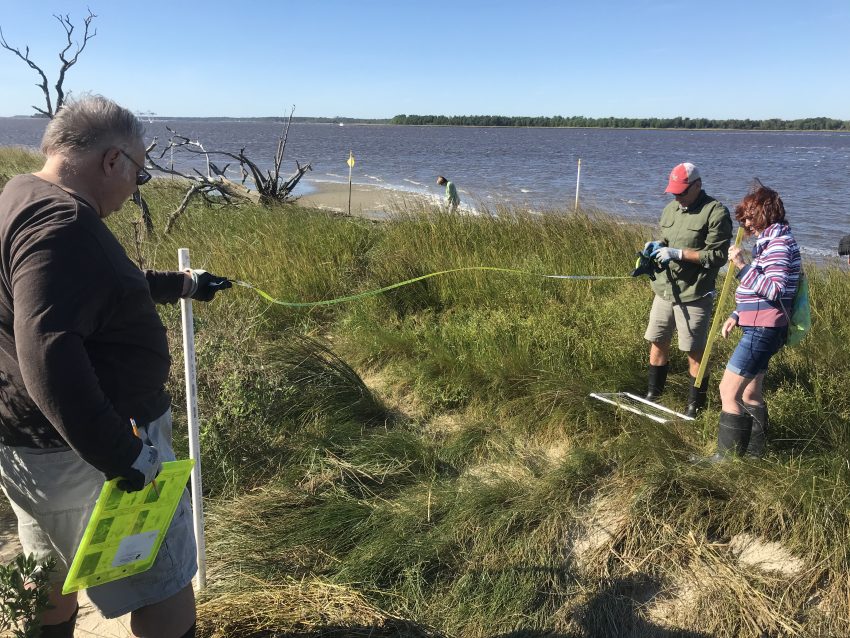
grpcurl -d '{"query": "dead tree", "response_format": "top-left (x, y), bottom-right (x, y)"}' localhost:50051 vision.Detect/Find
top-left (146, 137), bottom-right (262, 234)
top-left (0, 10), bottom-right (97, 117)
top-left (146, 108), bottom-right (313, 233)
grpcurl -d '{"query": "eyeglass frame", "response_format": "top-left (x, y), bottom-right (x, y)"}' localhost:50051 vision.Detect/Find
top-left (117, 149), bottom-right (153, 186)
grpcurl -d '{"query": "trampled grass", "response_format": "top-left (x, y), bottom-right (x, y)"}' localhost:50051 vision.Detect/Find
top-left (3, 148), bottom-right (850, 637)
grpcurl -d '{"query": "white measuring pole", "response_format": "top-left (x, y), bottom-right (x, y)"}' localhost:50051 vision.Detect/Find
top-left (178, 248), bottom-right (206, 590)
top-left (574, 158), bottom-right (582, 211)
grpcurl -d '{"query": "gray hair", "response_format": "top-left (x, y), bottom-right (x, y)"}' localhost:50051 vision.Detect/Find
top-left (41, 95), bottom-right (145, 155)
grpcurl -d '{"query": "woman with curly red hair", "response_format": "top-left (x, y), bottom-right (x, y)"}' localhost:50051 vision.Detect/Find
top-left (708, 182), bottom-right (801, 462)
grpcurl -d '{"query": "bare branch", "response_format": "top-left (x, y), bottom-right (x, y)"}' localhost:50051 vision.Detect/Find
top-left (279, 161), bottom-right (313, 197)
top-left (164, 184), bottom-right (205, 234)
top-left (132, 191), bottom-right (154, 234)
top-left (53, 10), bottom-right (97, 111)
top-left (272, 105), bottom-right (296, 190)
top-left (131, 220), bottom-right (146, 269)
top-left (0, 27), bottom-right (53, 116)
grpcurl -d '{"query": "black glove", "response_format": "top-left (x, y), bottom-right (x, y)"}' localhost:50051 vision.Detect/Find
top-left (188, 269), bottom-right (232, 302)
top-left (117, 443), bottom-right (162, 492)
top-left (839, 234), bottom-right (850, 256)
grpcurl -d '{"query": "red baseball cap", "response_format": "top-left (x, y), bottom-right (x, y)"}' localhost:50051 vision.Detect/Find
top-left (665, 162), bottom-right (701, 195)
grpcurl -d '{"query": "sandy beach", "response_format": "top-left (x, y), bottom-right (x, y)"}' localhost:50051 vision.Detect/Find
top-left (296, 180), bottom-right (436, 219)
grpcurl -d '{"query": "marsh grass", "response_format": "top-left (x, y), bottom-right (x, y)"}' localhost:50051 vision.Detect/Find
top-left (3, 148), bottom-right (850, 636)
top-left (0, 147), bottom-right (42, 190)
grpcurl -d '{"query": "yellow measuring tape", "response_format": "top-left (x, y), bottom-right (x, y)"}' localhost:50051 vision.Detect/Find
top-left (234, 266), bottom-right (633, 307)
top-left (695, 227), bottom-right (745, 387)
top-left (63, 460), bottom-right (194, 594)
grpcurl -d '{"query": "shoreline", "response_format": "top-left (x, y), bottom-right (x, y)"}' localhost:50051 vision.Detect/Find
top-left (384, 123), bottom-right (850, 134)
top-left (5, 117), bottom-right (849, 134)
top-left (292, 179), bottom-right (846, 266)
top-left (296, 179), bottom-right (437, 219)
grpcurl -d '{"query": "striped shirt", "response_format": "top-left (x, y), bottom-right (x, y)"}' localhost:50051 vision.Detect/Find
top-left (731, 223), bottom-right (801, 327)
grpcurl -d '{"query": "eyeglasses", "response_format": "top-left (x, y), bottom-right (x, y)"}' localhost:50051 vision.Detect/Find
top-left (118, 149), bottom-right (152, 186)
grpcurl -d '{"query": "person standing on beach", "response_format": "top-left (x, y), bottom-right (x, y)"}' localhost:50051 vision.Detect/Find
top-left (839, 233), bottom-right (850, 265)
top-left (437, 175), bottom-right (460, 212)
top-left (0, 95), bottom-right (230, 637)
top-left (643, 162), bottom-right (732, 417)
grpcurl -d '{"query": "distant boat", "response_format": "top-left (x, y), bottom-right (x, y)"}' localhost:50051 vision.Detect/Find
top-left (339, 123), bottom-right (344, 127)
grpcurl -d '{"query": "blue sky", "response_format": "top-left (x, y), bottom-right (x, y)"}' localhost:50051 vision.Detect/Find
top-left (1, 0), bottom-right (848, 119)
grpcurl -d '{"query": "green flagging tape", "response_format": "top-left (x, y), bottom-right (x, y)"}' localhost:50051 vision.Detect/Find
top-left (233, 266), bottom-right (632, 308)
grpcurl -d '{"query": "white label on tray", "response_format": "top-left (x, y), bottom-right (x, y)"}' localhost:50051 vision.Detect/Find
top-left (111, 531), bottom-right (159, 567)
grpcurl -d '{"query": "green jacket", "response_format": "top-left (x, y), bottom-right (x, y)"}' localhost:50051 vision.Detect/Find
top-left (650, 191), bottom-right (732, 303)
top-left (445, 181), bottom-right (459, 205)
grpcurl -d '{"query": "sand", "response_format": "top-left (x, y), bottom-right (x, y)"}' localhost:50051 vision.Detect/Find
top-left (296, 180), bottom-right (436, 219)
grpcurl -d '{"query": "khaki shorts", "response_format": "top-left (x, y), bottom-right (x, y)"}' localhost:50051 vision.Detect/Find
top-left (0, 410), bottom-right (197, 618)
top-left (644, 294), bottom-right (714, 352)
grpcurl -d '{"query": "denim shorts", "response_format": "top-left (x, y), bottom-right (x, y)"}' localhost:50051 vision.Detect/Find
top-left (726, 326), bottom-right (787, 378)
top-left (0, 409), bottom-right (197, 618)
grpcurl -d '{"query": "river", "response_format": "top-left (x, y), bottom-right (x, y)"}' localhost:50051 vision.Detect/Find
top-left (2, 117), bottom-right (848, 258)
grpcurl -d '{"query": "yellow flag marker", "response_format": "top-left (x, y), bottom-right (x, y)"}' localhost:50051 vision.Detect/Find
top-left (62, 459), bottom-right (195, 594)
top-left (695, 226), bottom-right (745, 388)
top-left (347, 151), bottom-right (355, 168)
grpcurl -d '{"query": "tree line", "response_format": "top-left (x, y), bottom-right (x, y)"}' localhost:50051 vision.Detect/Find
top-left (390, 114), bottom-right (850, 131)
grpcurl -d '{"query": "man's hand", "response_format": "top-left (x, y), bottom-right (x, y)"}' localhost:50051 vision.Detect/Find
top-left (721, 317), bottom-right (738, 339)
top-left (642, 240), bottom-right (664, 256)
top-left (117, 443), bottom-right (161, 492)
top-left (186, 269), bottom-right (232, 302)
top-left (651, 246), bottom-right (683, 265)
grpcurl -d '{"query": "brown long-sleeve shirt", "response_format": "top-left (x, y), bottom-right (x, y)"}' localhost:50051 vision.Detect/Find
top-left (0, 174), bottom-right (185, 478)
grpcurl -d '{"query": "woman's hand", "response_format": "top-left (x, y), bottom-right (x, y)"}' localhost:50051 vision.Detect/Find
top-left (721, 317), bottom-right (738, 339)
top-left (729, 245), bottom-right (747, 269)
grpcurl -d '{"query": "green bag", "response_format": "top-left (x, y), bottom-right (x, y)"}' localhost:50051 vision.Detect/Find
top-left (784, 272), bottom-right (811, 347)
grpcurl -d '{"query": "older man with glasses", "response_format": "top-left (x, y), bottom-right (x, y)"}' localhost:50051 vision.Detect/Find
top-left (0, 95), bottom-right (229, 637)
top-left (641, 162), bottom-right (733, 417)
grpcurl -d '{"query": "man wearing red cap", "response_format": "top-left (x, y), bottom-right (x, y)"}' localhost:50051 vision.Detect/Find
top-left (643, 162), bottom-right (732, 417)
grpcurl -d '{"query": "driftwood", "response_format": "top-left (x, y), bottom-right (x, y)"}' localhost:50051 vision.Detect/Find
top-left (145, 107), bottom-right (312, 233)
top-left (0, 10), bottom-right (97, 117)
top-left (145, 142), bottom-right (263, 234)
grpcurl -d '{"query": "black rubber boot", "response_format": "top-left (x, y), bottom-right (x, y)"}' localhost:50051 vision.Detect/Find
top-left (37, 604), bottom-right (78, 637)
top-left (742, 402), bottom-right (768, 457)
top-left (704, 411), bottom-right (753, 463)
top-left (645, 363), bottom-right (668, 401)
top-left (685, 374), bottom-right (709, 418)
